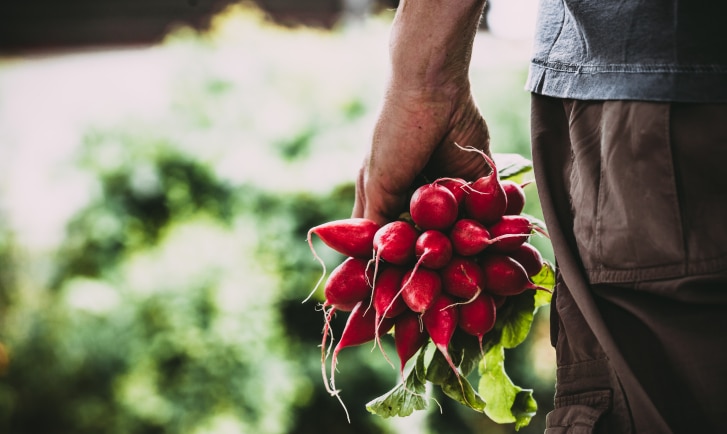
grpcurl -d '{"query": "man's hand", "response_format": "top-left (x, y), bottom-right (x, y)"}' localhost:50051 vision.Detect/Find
top-left (353, 86), bottom-right (490, 224)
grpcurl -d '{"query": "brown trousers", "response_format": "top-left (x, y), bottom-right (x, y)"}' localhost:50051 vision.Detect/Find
top-left (530, 95), bottom-right (727, 434)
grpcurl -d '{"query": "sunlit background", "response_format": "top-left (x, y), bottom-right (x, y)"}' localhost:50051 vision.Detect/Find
top-left (0, 1), bottom-right (551, 433)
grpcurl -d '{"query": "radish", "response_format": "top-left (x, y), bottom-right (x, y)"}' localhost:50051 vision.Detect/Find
top-left (508, 242), bottom-right (544, 277)
top-left (449, 218), bottom-right (528, 257)
top-left (487, 215), bottom-right (533, 253)
top-left (332, 301), bottom-right (395, 360)
top-left (307, 218), bottom-right (380, 259)
top-left (373, 265), bottom-right (407, 319)
top-left (481, 254), bottom-right (546, 296)
top-left (422, 294), bottom-right (461, 378)
top-left (370, 265), bottom-right (408, 366)
top-left (401, 267), bottom-right (442, 313)
top-left (458, 293), bottom-right (497, 354)
top-left (372, 220), bottom-right (419, 266)
top-left (464, 176), bottom-right (507, 225)
top-left (414, 230), bottom-right (453, 269)
top-left (409, 183), bottom-right (459, 230)
top-left (449, 218), bottom-right (494, 256)
top-left (460, 150), bottom-right (507, 225)
top-left (324, 300), bottom-right (395, 421)
top-left (304, 218), bottom-right (380, 303)
top-left (501, 180), bottom-right (526, 215)
top-left (381, 231), bottom-right (448, 338)
top-left (440, 256), bottom-right (485, 300)
top-left (394, 310), bottom-right (429, 379)
top-left (437, 177), bottom-right (469, 209)
top-left (323, 257), bottom-right (373, 311)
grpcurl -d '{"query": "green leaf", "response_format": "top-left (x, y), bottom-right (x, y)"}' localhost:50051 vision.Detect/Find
top-left (531, 261), bottom-right (555, 308)
top-left (478, 343), bottom-right (537, 428)
top-left (424, 346), bottom-right (453, 386)
top-left (513, 389), bottom-right (539, 431)
top-left (450, 332), bottom-right (487, 376)
top-left (495, 291), bottom-right (537, 349)
top-left (489, 261), bottom-right (553, 349)
top-left (526, 215), bottom-right (549, 235)
top-left (366, 349), bottom-right (428, 418)
top-left (494, 153), bottom-right (533, 180)
top-left (440, 371), bottom-right (486, 413)
top-left (425, 347), bottom-right (486, 412)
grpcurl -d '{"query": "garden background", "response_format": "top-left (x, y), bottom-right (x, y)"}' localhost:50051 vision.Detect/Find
top-left (0, 2), bottom-right (555, 433)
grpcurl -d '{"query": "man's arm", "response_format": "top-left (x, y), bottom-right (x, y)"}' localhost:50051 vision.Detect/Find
top-left (389, 0), bottom-right (487, 90)
top-left (353, 0), bottom-right (491, 224)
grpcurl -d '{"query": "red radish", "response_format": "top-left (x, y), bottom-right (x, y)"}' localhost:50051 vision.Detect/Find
top-left (449, 218), bottom-right (494, 256)
top-left (414, 230), bottom-right (453, 269)
top-left (458, 293), bottom-right (497, 354)
top-left (401, 267), bottom-right (442, 313)
top-left (323, 257), bottom-right (373, 311)
top-left (488, 215), bottom-right (533, 253)
top-left (373, 266), bottom-right (407, 319)
top-left (440, 256), bottom-right (485, 300)
top-left (307, 218), bottom-right (379, 259)
top-left (371, 265), bottom-right (408, 366)
top-left (332, 301), bottom-right (395, 359)
top-left (394, 310), bottom-right (429, 378)
top-left (501, 180), bottom-right (526, 215)
top-left (458, 150), bottom-right (507, 225)
top-left (373, 221), bottom-right (418, 266)
top-left (508, 242), bottom-right (544, 277)
top-left (324, 300), bottom-right (395, 421)
top-left (481, 254), bottom-right (546, 296)
top-left (423, 294), bottom-right (460, 378)
top-left (401, 231), bottom-right (452, 317)
top-left (409, 183), bottom-right (459, 230)
top-left (304, 218), bottom-right (380, 303)
top-left (464, 175), bottom-right (507, 225)
top-left (437, 177), bottom-right (469, 208)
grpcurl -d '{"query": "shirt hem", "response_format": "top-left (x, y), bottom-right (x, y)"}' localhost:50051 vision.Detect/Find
top-left (526, 62), bottom-right (727, 103)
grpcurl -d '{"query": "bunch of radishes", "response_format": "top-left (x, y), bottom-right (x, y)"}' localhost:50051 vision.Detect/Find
top-left (305, 148), bottom-right (549, 419)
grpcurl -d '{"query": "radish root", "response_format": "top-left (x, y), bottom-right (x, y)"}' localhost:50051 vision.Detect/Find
top-left (303, 229), bottom-right (327, 303)
top-left (319, 305), bottom-right (352, 423)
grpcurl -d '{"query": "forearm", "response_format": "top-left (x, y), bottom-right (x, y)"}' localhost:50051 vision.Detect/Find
top-left (389, 0), bottom-right (487, 92)
top-left (355, 0), bottom-right (491, 224)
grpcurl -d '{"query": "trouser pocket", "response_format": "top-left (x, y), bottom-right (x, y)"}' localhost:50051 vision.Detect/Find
top-left (565, 100), bottom-right (684, 283)
top-left (545, 389), bottom-right (611, 434)
top-left (565, 100), bottom-right (727, 286)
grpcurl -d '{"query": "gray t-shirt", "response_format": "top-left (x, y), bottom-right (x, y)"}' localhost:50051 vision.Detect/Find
top-left (525, 0), bottom-right (727, 102)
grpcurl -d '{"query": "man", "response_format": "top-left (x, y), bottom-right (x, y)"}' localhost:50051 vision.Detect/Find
top-left (352, 1), bottom-right (727, 432)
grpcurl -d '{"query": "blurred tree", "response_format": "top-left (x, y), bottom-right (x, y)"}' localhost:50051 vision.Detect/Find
top-left (0, 130), bottom-right (400, 433)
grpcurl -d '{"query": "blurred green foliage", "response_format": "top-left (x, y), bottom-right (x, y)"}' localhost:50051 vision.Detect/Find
top-left (0, 5), bottom-right (554, 434)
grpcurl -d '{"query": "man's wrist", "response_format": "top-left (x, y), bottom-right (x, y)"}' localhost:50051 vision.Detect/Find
top-left (387, 0), bottom-right (487, 90)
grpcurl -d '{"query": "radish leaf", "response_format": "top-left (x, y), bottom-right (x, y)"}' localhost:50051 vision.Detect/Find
top-left (532, 260), bottom-right (555, 308)
top-left (494, 153), bottom-right (533, 180)
top-left (366, 346), bottom-right (428, 417)
top-left (496, 291), bottom-right (538, 349)
top-left (425, 348), bottom-right (486, 412)
top-left (440, 369), bottom-right (486, 412)
top-left (513, 389), bottom-right (539, 430)
top-left (478, 343), bottom-right (537, 428)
